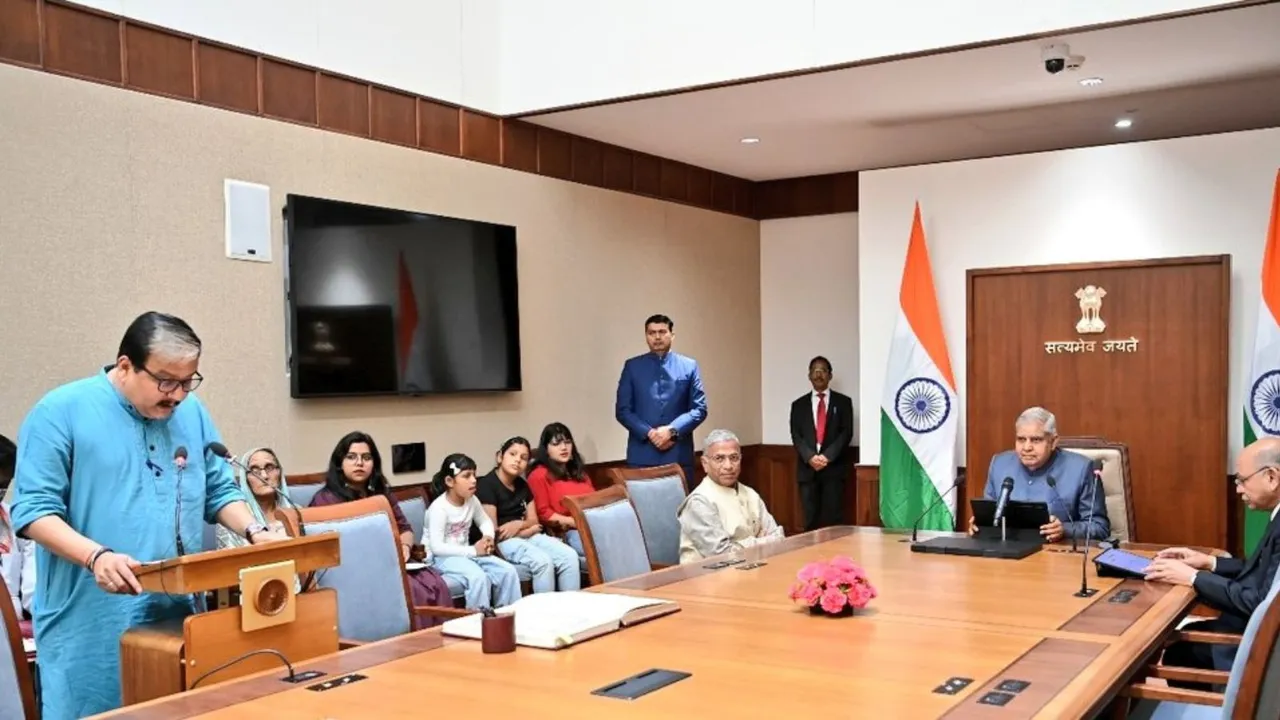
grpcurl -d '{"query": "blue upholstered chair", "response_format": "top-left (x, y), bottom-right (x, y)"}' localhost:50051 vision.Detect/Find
top-left (607, 463), bottom-right (688, 568)
top-left (564, 485), bottom-right (652, 585)
top-left (396, 493), bottom-right (426, 544)
top-left (280, 495), bottom-right (471, 644)
top-left (1125, 569), bottom-right (1280, 719)
top-left (286, 481), bottom-right (324, 508)
top-left (0, 583), bottom-right (37, 719)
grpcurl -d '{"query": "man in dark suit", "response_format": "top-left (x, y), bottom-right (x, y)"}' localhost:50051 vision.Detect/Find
top-left (1145, 436), bottom-right (1280, 685)
top-left (789, 356), bottom-right (854, 531)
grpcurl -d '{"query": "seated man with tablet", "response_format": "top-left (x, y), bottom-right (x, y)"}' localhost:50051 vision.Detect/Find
top-left (967, 407), bottom-right (1110, 543)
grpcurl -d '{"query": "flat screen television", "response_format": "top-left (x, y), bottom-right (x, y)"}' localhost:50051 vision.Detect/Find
top-left (283, 194), bottom-right (521, 397)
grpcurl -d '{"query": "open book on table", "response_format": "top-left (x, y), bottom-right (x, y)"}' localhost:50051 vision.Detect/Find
top-left (441, 591), bottom-right (680, 650)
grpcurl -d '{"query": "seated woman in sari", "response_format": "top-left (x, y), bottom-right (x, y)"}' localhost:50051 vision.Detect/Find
top-left (310, 431), bottom-right (453, 626)
top-left (215, 447), bottom-right (295, 550)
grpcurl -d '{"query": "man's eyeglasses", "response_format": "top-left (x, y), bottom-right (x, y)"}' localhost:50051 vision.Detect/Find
top-left (1232, 466), bottom-right (1274, 485)
top-left (345, 453), bottom-right (374, 465)
top-left (140, 366), bottom-right (203, 393)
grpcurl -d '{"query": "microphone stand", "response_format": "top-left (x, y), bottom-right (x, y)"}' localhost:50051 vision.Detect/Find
top-left (1073, 469), bottom-right (1101, 598)
top-left (903, 476), bottom-right (964, 543)
top-left (1045, 476), bottom-right (1079, 553)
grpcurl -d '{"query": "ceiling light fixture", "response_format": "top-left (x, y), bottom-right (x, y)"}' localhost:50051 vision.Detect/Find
top-left (740, 137), bottom-right (760, 144)
top-left (1079, 77), bottom-right (1103, 87)
top-left (1114, 118), bottom-right (1133, 129)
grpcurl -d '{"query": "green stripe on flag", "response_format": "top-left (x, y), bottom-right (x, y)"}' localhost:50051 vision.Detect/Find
top-left (879, 411), bottom-right (954, 531)
top-left (1243, 411), bottom-right (1269, 556)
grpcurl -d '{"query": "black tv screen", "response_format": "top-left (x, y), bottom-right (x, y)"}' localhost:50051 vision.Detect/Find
top-left (284, 195), bottom-right (521, 397)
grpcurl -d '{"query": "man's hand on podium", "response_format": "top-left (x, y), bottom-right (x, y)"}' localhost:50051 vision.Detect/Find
top-left (95, 552), bottom-right (143, 595)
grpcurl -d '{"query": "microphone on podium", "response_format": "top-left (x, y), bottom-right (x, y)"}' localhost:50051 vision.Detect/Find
top-left (205, 442), bottom-right (310, 580)
top-left (173, 446), bottom-right (188, 556)
top-left (1044, 476), bottom-right (1078, 552)
top-left (991, 477), bottom-right (1015, 527)
top-left (903, 475), bottom-right (965, 543)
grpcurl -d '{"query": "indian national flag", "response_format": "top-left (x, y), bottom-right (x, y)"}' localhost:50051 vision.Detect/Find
top-left (880, 203), bottom-right (959, 531)
top-left (1243, 169), bottom-right (1280, 555)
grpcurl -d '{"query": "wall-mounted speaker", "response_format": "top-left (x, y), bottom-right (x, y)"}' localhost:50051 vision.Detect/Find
top-left (224, 179), bottom-right (273, 262)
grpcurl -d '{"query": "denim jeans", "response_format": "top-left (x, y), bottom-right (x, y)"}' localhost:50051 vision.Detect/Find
top-left (433, 554), bottom-right (522, 609)
top-left (498, 533), bottom-right (581, 593)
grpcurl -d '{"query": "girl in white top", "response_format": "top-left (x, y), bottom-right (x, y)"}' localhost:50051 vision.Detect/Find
top-left (425, 453), bottom-right (521, 609)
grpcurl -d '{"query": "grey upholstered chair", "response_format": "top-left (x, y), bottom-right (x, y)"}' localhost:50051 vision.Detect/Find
top-left (607, 463), bottom-right (688, 568)
top-left (564, 485), bottom-right (652, 585)
top-left (0, 581), bottom-right (37, 719)
top-left (1125, 569), bottom-right (1280, 718)
top-left (280, 495), bottom-right (470, 644)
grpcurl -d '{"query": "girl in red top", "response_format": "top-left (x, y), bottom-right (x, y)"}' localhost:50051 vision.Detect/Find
top-left (526, 422), bottom-right (593, 557)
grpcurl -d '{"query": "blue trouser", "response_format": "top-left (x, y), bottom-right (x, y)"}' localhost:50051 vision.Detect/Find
top-left (433, 555), bottom-right (521, 609)
top-left (498, 534), bottom-right (581, 593)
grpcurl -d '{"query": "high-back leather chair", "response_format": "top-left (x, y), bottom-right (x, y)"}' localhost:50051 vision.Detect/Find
top-left (1056, 436), bottom-right (1137, 542)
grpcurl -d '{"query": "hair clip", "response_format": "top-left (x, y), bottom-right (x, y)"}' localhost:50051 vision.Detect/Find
top-left (450, 461), bottom-right (460, 476)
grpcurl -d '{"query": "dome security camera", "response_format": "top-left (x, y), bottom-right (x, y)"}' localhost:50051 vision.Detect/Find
top-left (1041, 43), bottom-right (1085, 74)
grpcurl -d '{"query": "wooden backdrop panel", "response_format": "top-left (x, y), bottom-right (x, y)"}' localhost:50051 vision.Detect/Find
top-left (965, 255), bottom-right (1230, 549)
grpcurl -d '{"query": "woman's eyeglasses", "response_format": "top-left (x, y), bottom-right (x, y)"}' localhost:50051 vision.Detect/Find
top-left (344, 453), bottom-right (374, 465)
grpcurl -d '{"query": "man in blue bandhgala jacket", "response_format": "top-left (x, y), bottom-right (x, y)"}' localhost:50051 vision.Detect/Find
top-left (615, 314), bottom-right (708, 483)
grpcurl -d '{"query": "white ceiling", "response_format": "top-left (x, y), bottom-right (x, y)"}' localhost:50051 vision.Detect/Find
top-left (524, 3), bottom-right (1280, 181)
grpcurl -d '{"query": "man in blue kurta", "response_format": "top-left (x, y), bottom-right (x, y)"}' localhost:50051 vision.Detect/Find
top-left (968, 406), bottom-right (1110, 543)
top-left (615, 314), bottom-right (708, 482)
top-left (10, 312), bottom-right (287, 719)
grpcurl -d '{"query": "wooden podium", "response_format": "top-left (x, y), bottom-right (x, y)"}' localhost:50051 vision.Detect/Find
top-left (119, 534), bottom-right (342, 706)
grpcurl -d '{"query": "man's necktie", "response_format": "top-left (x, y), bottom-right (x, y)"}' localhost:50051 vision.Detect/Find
top-left (816, 392), bottom-right (827, 447)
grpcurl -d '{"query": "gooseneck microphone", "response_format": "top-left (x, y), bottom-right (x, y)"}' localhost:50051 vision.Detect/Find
top-left (992, 477), bottom-right (1015, 527)
top-left (206, 442), bottom-right (311, 587)
top-left (1074, 465), bottom-right (1102, 598)
top-left (1045, 476), bottom-right (1078, 552)
top-left (905, 475), bottom-right (965, 543)
top-left (173, 446), bottom-right (188, 556)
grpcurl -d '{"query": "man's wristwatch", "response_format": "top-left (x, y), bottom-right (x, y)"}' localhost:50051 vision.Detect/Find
top-left (244, 523), bottom-right (268, 542)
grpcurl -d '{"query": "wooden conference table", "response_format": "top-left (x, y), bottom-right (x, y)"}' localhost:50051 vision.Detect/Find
top-left (96, 527), bottom-right (1197, 719)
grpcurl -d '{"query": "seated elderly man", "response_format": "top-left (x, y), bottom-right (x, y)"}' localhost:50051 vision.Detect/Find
top-left (677, 428), bottom-right (784, 563)
top-left (968, 407), bottom-right (1110, 543)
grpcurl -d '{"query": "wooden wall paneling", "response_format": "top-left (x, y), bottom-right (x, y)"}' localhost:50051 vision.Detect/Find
top-left (536, 127), bottom-right (573, 180)
top-left (500, 119), bottom-right (539, 173)
top-left (855, 465), bottom-right (881, 527)
top-left (260, 58), bottom-right (316, 125)
top-left (5, 1), bottom-right (855, 221)
top-left (42, 2), bottom-right (121, 83)
top-left (0, 0), bottom-right (41, 66)
top-left (418, 99), bottom-right (460, 156)
top-left (710, 173), bottom-right (737, 215)
top-left (124, 24), bottom-right (193, 99)
top-left (601, 145), bottom-right (634, 192)
top-left (659, 160), bottom-right (689, 203)
top-left (570, 136), bottom-right (605, 187)
top-left (195, 42), bottom-right (258, 113)
top-left (460, 110), bottom-right (501, 164)
top-left (369, 87), bottom-right (417, 147)
top-left (633, 154), bottom-right (662, 197)
top-left (754, 171), bottom-right (859, 220)
top-left (686, 166), bottom-right (713, 208)
top-left (965, 256), bottom-right (1231, 549)
top-left (317, 73), bottom-right (370, 137)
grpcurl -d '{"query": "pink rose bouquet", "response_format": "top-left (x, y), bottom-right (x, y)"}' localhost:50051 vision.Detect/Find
top-left (788, 555), bottom-right (877, 616)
